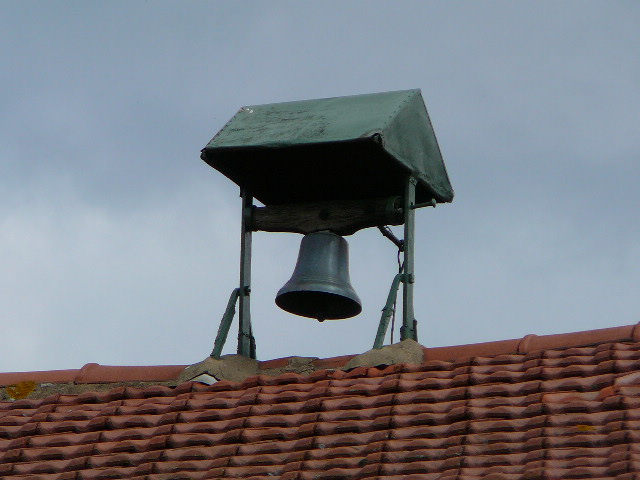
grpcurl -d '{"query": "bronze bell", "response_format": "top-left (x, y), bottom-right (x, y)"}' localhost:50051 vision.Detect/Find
top-left (276, 231), bottom-right (362, 321)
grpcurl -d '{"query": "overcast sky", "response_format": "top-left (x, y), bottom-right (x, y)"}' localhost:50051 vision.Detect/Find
top-left (1, 2), bottom-right (639, 373)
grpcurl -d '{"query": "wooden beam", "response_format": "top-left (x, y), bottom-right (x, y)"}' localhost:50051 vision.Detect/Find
top-left (250, 197), bottom-right (403, 236)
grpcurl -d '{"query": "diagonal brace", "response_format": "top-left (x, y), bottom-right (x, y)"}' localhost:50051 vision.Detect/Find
top-left (373, 273), bottom-right (406, 349)
top-left (211, 288), bottom-right (240, 359)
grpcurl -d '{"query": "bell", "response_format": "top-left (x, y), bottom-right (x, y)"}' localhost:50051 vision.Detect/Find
top-left (276, 231), bottom-right (362, 321)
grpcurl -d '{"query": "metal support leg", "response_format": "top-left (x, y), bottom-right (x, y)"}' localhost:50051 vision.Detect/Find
top-left (238, 189), bottom-right (256, 358)
top-left (211, 288), bottom-right (240, 359)
top-left (401, 176), bottom-right (417, 341)
top-left (373, 273), bottom-right (405, 349)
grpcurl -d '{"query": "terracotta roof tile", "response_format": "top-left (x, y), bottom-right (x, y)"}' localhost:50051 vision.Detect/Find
top-left (3, 323), bottom-right (640, 478)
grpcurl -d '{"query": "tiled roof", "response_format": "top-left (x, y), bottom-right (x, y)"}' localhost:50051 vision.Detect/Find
top-left (2, 323), bottom-right (640, 479)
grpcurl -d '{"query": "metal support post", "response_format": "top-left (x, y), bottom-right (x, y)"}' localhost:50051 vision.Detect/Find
top-left (401, 176), bottom-right (418, 341)
top-left (238, 188), bottom-right (256, 358)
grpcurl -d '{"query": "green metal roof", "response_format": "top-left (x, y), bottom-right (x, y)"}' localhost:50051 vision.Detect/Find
top-left (201, 89), bottom-right (453, 205)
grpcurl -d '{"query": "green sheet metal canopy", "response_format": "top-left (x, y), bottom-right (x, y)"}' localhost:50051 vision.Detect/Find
top-left (201, 89), bottom-right (453, 205)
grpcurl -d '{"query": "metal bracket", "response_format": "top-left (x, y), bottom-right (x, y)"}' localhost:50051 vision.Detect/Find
top-left (400, 319), bottom-right (418, 343)
top-left (384, 196), bottom-right (403, 224)
top-left (411, 199), bottom-right (436, 209)
top-left (377, 225), bottom-right (404, 251)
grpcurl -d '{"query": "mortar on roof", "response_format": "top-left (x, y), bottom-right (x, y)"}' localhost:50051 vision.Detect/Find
top-left (178, 354), bottom-right (260, 384)
top-left (178, 354), bottom-right (320, 384)
top-left (341, 339), bottom-right (424, 370)
top-left (261, 356), bottom-right (319, 377)
top-left (181, 339), bottom-right (425, 384)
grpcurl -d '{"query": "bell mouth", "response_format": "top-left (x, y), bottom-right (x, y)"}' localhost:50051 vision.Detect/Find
top-left (276, 290), bottom-right (362, 321)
